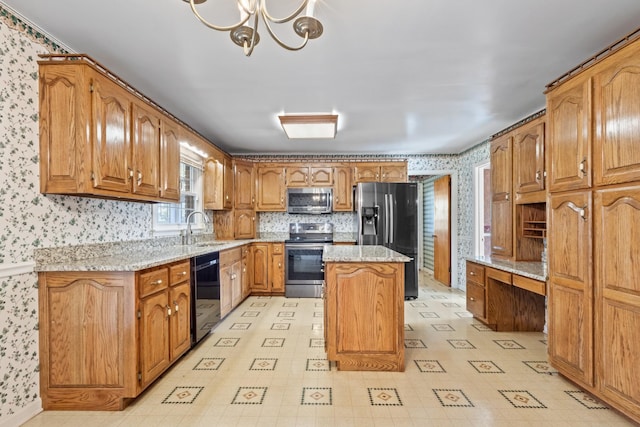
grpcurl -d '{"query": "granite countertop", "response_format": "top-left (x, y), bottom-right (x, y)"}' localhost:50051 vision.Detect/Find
top-left (333, 232), bottom-right (357, 243)
top-left (469, 256), bottom-right (546, 282)
top-left (323, 245), bottom-right (411, 263)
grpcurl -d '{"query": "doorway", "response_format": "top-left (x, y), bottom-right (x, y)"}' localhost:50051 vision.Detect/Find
top-left (433, 175), bottom-right (451, 286)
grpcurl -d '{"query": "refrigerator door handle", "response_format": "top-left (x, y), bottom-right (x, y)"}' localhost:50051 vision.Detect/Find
top-left (389, 194), bottom-right (396, 244)
top-left (384, 193), bottom-right (389, 244)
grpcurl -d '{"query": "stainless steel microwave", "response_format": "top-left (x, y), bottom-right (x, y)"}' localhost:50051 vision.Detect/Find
top-left (287, 187), bottom-right (333, 214)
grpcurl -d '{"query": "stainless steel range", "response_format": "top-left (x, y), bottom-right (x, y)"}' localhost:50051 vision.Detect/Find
top-left (284, 222), bottom-right (334, 298)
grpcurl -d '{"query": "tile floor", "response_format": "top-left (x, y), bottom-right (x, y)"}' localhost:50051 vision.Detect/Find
top-left (23, 272), bottom-right (635, 426)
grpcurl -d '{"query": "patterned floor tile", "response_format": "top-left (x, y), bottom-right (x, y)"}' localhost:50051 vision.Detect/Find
top-left (162, 387), bottom-right (204, 404)
top-left (447, 339), bottom-right (476, 349)
top-left (262, 338), bottom-right (285, 347)
top-left (499, 390), bottom-right (546, 408)
top-left (309, 338), bottom-right (324, 347)
top-left (301, 387), bottom-right (332, 405)
top-left (368, 388), bottom-right (403, 406)
top-left (250, 302), bottom-right (267, 307)
top-left (468, 360), bottom-right (504, 373)
top-left (193, 358), bottom-right (225, 371)
top-left (432, 324), bottom-right (455, 331)
top-left (419, 312), bottom-right (440, 318)
top-left (283, 302), bottom-right (298, 307)
top-left (539, 339), bottom-right (548, 345)
top-left (250, 358), bottom-right (278, 371)
top-left (471, 323), bottom-right (493, 332)
top-left (410, 302), bottom-right (428, 307)
top-left (231, 387), bottom-right (267, 405)
top-left (431, 295), bottom-right (448, 300)
top-left (241, 311), bottom-right (260, 317)
top-left (455, 311), bottom-right (473, 318)
top-left (278, 311), bottom-right (295, 317)
top-left (271, 323), bottom-right (290, 330)
top-left (441, 302), bottom-right (461, 308)
top-left (565, 391), bottom-right (610, 409)
top-left (306, 359), bottom-right (330, 371)
top-left (229, 322), bottom-right (251, 330)
top-left (523, 361), bottom-right (558, 375)
top-left (414, 360), bottom-right (446, 373)
top-left (405, 339), bottom-right (427, 348)
top-left (404, 324), bottom-right (414, 331)
top-left (315, 302), bottom-right (323, 308)
top-left (214, 338), bottom-right (240, 347)
top-left (433, 389), bottom-right (474, 407)
top-left (311, 323), bottom-right (323, 330)
top-left (313, 311), bottom-right (323, 317)
top-left (494, 340), bottom-right (525, 349)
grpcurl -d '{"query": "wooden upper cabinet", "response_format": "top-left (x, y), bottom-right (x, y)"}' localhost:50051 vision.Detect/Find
top-left (547, 190), bottom-right (593, 388)
top-left (490, 135), bottom-right (513, 258)
top-left (203, 155), bottom-right (225, 210)
top-left (286, 166), bottom-right (333, 187)
top-left (546, 74), bottom-right (592, 193)
top-left (354, 163), bottom-right (380, 182)
top-left (38, 58), bottom-right (183, 203)
top-left (513, 118), bottom-right (545, 199)
top-left (131, 101), bottom-right (161, 198)
top-left (354, 162), bottom-right (407, 183)
top-left (234, 209), bottom-right (256, 239)
top-left (90, 71), bottom-right (133, 194)
top-left (159, 117), bottom-right (180, 201)
top-left (223, 156), bottom-right (234, 209)
top-left (380, 163), bottom-right (407, 182)
top-left (333, 166), bottom-right (353, 211)
top-left (234, 160), bottom-right (255, 209)
top-left (256, 166), bottom-right (286, 211)
top-left (593, 44), bottom-right (640, 187)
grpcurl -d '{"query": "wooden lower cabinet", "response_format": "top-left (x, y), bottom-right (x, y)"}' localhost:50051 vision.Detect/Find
top-left (324, 262), bottom-right (405, 371)
top-left (465, 261), bottom-right (486, 322)
top-left (220, 247), bottom-right (244, 318)
top-left (38, 259), bottom-right (191, 410)
top-left (249, 242), bottom-right (284, 295)
top-left (270, 243), bottom-right (285, 294)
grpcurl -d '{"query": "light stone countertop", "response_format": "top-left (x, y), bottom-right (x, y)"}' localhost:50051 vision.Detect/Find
top-left (323, 245), bottom-right (411, 263)
top-left (469, 256), bottom-right (546, 282)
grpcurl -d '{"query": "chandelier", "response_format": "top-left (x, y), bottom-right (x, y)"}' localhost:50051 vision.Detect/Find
top-left (182, 0), bottom-right (323, 56)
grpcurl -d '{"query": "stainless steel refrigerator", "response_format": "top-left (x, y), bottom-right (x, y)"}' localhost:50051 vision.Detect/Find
top-left (355, 182), bottom-right (419, 299)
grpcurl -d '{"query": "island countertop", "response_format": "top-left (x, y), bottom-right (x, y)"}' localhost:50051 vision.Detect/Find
top-left (323, 245), bottom-right (411, 263)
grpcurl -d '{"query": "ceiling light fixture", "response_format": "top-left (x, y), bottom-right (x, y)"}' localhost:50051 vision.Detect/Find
top-left (279, 114), bottom-right (338, 139)
top-left (181, 0), bottom-right (323, 56)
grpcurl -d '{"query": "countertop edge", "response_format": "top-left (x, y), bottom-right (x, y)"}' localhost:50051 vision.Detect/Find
top-left (467, 256), bottom-right (547, 282)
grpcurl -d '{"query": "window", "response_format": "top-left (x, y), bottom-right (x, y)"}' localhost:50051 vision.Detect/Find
top-left (152, 151), bottom-right (206, 234)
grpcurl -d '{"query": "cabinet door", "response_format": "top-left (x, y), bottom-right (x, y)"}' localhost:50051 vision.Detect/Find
top-left (220, 264), bottom-right (233, 317)
top-left (514, 120), bottom-right (545, 195)
top-left (256, 166), bottom-right (286, 211)
top-left (490, 136), bottom-right (513, 258)
top-left (548, 191), bottom-right (593, 387)
top-left (380, 163), bottom-right (407, 182)
top-left (223, 156), bottom-right (234, 209)
top-left (241, 246), bottom-right (251, 299)
top-left (270, 244), bottom-right (285, 293)
top-left (310, 167), bottom-right (333, 186)
top-left (159, 118), bottom-right (180, 201)
top-left (231, 260), bottom-right (243, 308)
top-left (333, 166), bottom-right (353, 211)
top-left (286, 166), bottom-right (309, 187)
top-left (595, 185), bottom-right (640, 414)
top-left (169, 281), bottom-right (191, 361)
top-left (251, 243), bottom-right (269, 292)
top-left (353, 164), bottom-right (379, 182)
top-left (139, 291), bottom-right (171, 389)
top-left (234, 209), bottom-right (256, 239)
top-left (91, 73), bottom-right (132, 194)
top-left (204, 157), bottom-right (224, 210)
top-left (547, 75), bottom-right (591, 192)
top-left (593, 47), bottom-right (640, 186)
top-left (234, 160), bottom-right (255, 209)
top-left (131, 101), bottom-right (161, 198)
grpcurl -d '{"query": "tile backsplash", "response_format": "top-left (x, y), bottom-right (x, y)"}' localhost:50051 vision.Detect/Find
top-left (258, 212), bottom-right (357, 233)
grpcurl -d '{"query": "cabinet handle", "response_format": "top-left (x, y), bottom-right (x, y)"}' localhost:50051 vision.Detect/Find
top-left (226, 194), bottom-right (230, 200)
top-left (335, 196), bottom-right (339, 203)
top-left (535, 170), bottom-right (542, 181)
top-left (252, 217), bottom-right (255, 221)
top-left (278, 262), bottom-right (282, 268)
top-left (166, 305), bottom-right (172, 316)
top-left (579, 158), bottom-right (587, 176)
top-left (579, 206), bottom-right (587, 221)
top-left (179, 271), bottom-right (187, 277)
top-left (128, 168), bottom-right (134, 181)
top-left (505, 193), bottom-right (510, 201)
top-left (152, 279), bottom-right (163, 286)
top-left (137, 170), bottom-right (142, 185)
top-left (470, 297), bottom-right (475, 301)
top-left (173, 301), bottom-right (179, 312)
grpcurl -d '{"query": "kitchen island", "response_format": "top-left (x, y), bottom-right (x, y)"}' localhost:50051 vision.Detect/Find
top-left (322, 245), bottom-right (410, 372)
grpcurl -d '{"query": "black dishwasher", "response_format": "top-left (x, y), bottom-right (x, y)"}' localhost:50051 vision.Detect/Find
top-left (191, 251), bottom-right (220, 346)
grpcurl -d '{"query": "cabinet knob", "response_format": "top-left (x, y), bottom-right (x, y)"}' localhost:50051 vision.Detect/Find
top-left (505, 193), bottom-right (510, 201)
top-left (278, 262), bottom-right (282, 268)
top-left (137, 171), bottom-right (142, 185)
top-left (180, 271), bottom-right (187, 277)
top-left (166, 305), bottom-right (172, 316)
top-left (174, 301), bottom-right (179, 312)
top-left (470, 272), bottom-right (475, 276)
top-left (152, 279), bottom-right (163, 286)
top-left (535, 170), bottom-right (542, 181)
top-left (579, 157), bottom-right (587, 176)
top-left (470, 297), bottom-right (475, 301)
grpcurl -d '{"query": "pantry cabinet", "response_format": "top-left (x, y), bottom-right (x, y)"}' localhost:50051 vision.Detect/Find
top-left (38, 259), bottom-right (190, 410)
top-left (38, 56), bottom-right (181, 203)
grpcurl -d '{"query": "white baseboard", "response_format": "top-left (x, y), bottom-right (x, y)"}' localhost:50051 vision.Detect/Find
top-left (0, 398), bottom-right (42, 427)
top-left (0, 261), bottom-right (35, 278)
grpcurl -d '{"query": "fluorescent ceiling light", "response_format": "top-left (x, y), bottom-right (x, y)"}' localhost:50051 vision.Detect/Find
top-left (279, 114), bottom-right (338, 139)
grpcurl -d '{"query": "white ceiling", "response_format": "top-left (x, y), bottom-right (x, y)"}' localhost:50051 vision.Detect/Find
top-left (4, 0), bottom-right (640, 155)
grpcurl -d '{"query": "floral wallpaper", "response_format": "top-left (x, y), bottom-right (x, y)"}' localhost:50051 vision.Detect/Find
top-left (0, 6), bottom-right (154, 421)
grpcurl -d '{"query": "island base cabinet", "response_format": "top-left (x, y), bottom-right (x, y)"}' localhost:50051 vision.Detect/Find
top-left (324, 262), bottom-right (404, 372)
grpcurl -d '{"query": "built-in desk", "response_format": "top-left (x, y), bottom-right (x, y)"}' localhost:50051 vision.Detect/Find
top-left (466, 257), bottom-right (546, 332)
top-left (323, 245), bottom-right (410, 372)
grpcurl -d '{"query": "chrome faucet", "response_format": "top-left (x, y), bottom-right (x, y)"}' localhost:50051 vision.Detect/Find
top-left (184, 210), bottom-right (210, 245)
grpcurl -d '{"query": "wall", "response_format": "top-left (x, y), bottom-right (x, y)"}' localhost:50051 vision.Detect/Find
top-left (0, 7), bottom-right (154, 423)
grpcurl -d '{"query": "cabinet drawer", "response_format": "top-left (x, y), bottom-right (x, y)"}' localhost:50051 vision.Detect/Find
top-left (271, 243), bottom-right (284, 254)
top-left (220, 247), bottom-right (242, 267)
top-left (169, 261), bottom-right (190, 286)
top-left (139, 267), bottom-right (169, 298)
top-left (466, 261), bottom-right (485, 284)
top-left (486, 267), bottom-right (512, 284)
top-left (466, 281), bottom-right (485, 318)
top-left (512, 274), bottom-right (546, 296)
